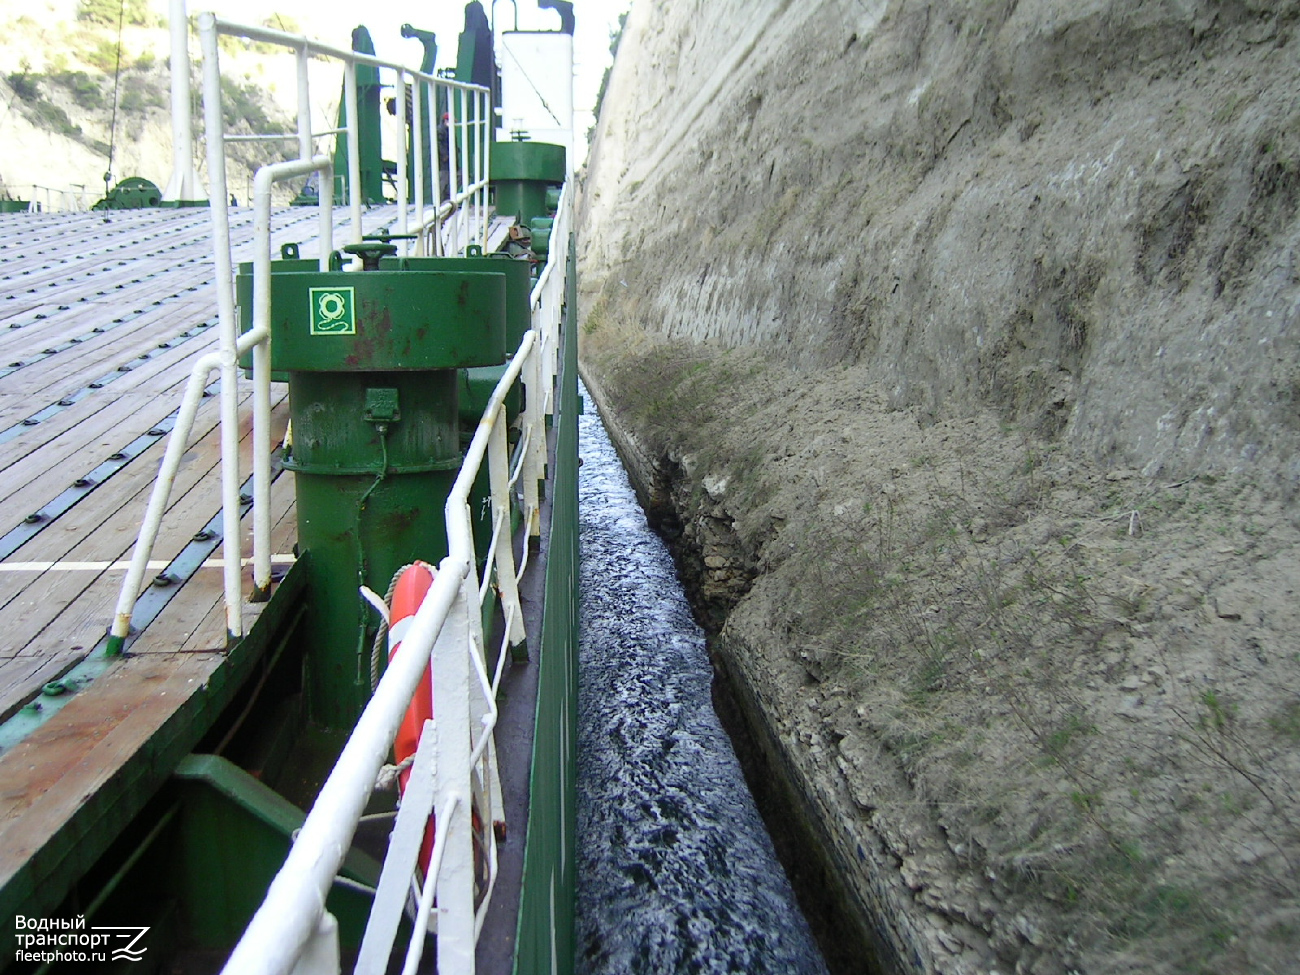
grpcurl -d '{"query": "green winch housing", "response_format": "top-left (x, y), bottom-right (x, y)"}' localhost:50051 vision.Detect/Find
top-left (490, 141), bottom-right (566, 228)
top-left (258, 245), bottom-right (507, 727)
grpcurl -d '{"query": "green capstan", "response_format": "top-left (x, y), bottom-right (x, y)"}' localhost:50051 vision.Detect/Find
top-left (263, 252), bottom-right (507, 728)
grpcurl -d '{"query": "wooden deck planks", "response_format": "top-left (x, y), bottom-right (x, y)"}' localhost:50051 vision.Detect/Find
top-left (0, 201), bottom-right (402, 713)
top-left (146, 470), bottom-right (299, 656)
top-left (0, 649), bottom-right (226, 908)
top-left (0, 394), bottom-right (290, 715)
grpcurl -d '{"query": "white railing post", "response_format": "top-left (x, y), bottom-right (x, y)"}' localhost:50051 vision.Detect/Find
top-left (199, 12), bottom-right (245, 640)
top-left (250, 155), bottom-right (332, 597)
top-left (164, 0), bottom-right (202, 202)
top-left (480, 89), bottom-right (490, 252)
top-left (488, 408), bottom-right (526, 645)
top-left (450, 87), bottom-right (462, 251)
top-left (431, 577), bottom-right (476, 972)
top-left (288, 912), bottom-right (339, 975)
top-left (522, 347), bottom-right (543, 536)
top-left (107, 356), bottom-right (221, 651)
top-left (413, 76), bottom-right (426, 255)
top-left (296, 44), bottom-right (313, 161)
top-left (395, 72), bottom-right (409, 251)
top-left (344, 60), bottom-right (363, 247)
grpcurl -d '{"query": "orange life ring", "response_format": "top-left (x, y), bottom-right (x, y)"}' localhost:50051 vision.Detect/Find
top-left (387, 561), bottom-right (490, 896)
top-left (389, 562), bottom-right (436, 870)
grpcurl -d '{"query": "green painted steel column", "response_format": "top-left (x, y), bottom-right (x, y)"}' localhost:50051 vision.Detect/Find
top-left (269, 262), bottom-right (506, 728)
top-left (333, 27), bottom-right (386, 205)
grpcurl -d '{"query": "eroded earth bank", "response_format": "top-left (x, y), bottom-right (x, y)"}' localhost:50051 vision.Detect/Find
top-left (577, 1), bottom-right (1300, 973)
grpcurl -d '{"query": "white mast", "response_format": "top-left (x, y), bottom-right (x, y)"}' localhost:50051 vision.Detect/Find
top-left (163, 0), bottom-right (206, 203)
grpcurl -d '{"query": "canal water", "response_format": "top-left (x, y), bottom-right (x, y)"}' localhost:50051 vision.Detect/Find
top-left (575, 390), bottom-right (828, 975)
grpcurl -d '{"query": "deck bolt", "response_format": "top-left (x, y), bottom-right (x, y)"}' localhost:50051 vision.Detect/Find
top-left (109, 451), bottom-right (127, 460)
top-left (152, 573), bottom-right (177, 587)
top-left (74, 477), bottom-right (95, 488)
top-left (24, 512), bottom-right (45, 524)
top-left (147, 427), bottom-right (166, 436)
top-left (193, 529), bottom-right (215, 542)
top-left (22, 419), bottom-right (38, 426)
top-left (57, 399), bottom-right (74, 406)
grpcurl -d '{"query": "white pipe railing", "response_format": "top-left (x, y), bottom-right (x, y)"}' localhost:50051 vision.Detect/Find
top-left (250, 155), bottom-right (334, 597)
top-left (21, 185), bottom-right (92, 213)
top-left (108, 11), bottom-right (494, 647)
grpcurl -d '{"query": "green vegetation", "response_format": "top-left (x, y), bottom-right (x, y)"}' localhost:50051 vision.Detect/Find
top-left (5, 70), bottom-right (40, 103)
top-left (76, 0), bottom-right (153, 27)
top-left (50, 71), bottom-right (106, 110)
top-left (220, 76), bottom-right (278, 133)
top-left (588, 11), bottom-right (629, 146)
top-left (5, 71), bottom-right (83, 139)
top-left (84, 38), bottom-right (125, 73)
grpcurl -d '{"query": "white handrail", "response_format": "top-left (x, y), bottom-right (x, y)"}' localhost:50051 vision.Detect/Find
top-left (108, 12), bottom-right (494, 647)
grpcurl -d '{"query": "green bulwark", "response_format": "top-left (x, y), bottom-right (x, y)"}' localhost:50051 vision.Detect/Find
top-left (513, 230), bottom-right (579, 975)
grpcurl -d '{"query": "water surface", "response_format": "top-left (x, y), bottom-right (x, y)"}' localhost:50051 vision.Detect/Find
top-left (575, 390), bottom-right (828, 975)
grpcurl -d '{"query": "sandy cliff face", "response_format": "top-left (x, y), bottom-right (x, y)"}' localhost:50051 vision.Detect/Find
top-left (584, 0), bottom-right (1300, 481)
top-left (580, 2), bottom-right (1300, 973)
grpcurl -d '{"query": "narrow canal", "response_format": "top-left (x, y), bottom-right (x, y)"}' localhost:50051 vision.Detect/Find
top-left (574, 389), bottom-right (829, 975)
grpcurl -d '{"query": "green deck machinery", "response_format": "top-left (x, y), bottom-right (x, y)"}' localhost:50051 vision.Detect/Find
top-left (263, 242), bottom-right (506, 728)
top-left (490, 141), bottom-right (566, 228)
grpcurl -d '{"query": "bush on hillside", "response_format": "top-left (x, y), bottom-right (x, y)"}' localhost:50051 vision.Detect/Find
top-left (49, 71), bottom-right (106, 110)
top-left (76, 0), bottom-right (152, 28)
top-left (6, 71), bottom-right (40, 102)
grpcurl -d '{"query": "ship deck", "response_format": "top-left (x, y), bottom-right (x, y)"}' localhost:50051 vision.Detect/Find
top-left (0, 204), bottom-right (521, 933)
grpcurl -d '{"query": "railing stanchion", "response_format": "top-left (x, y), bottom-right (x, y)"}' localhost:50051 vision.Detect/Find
top-left (295, 44), bottom-right (312, 161)
top-left (430, 578), bottom-right (477, 973)
top-left (344, 61), bottom-right (362, 248)
top-left (489, 407), bottom-right (526, 647)
top-left (199, 13), bottom-right (244, 640)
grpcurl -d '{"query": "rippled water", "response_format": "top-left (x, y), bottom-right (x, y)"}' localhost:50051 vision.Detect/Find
top-left (575, 392), bottom-right (828, 975)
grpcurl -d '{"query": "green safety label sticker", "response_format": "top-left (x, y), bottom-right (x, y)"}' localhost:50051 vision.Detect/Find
top-left (309, 286), bottom-right (356, 335)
